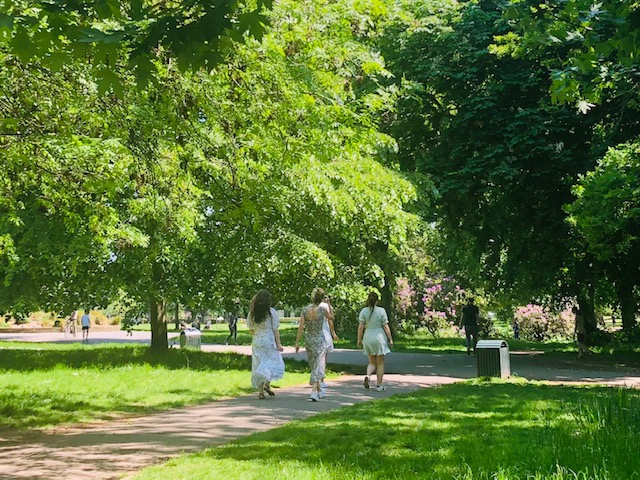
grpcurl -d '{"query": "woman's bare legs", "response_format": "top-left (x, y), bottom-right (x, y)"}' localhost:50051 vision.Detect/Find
top-left (375, 355), bottom-right (385, 387)
top-left (366, 354), bottom-right (377, 378)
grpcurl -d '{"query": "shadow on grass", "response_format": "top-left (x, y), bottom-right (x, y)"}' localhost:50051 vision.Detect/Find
top-left (0, 387), bottom-right (92, 428)
top-left (178, 382), bottom-right (640, 479)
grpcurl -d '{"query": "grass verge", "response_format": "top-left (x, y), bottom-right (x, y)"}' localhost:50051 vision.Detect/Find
top-left (132, 381), bottom-right (640, 480)
top-left (0, 342), bottom-right (314, 430)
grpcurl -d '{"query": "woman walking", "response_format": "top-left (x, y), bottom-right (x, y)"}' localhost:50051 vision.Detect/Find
top-left (318, 294), bottom-right (338, 389)
top-left (357, 292), bottom-right (393, 391)
top-left (247, 289), bottom-right (285, 399)
top-left (295, 288), bottom-right (333, 401)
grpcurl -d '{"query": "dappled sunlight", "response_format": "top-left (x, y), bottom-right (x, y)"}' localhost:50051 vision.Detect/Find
top-left (130, 382), bottom-right (640, 480)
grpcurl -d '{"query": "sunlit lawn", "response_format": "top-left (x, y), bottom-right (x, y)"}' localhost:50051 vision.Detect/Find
top-left (133, 381), bottom-right (640, 480)
top-left (0, 342), bottom-right (313, 430)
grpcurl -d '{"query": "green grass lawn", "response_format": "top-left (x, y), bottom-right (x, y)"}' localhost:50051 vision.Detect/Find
top-left (132, 381), bottom-right (640, 480)
top-left (0, 342), bottom-right (314, 430)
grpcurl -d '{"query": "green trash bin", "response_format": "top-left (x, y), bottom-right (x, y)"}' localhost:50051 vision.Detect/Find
top-left (476, 340), bottom-right (510, 378)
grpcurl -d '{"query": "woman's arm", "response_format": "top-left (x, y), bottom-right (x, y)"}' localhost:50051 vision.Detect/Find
top-left (383, 323), bottom-right (394, 347)
top-left (328, 316), bottom-right (338, 340)
top-left (295, 315), bottom-right (305, 353)
top-left (325, 308), bottom-right (338, 340)
top-left (357, 322), bottom-right (365, 347)
top-left (273, 328), bottom-right (284, 352)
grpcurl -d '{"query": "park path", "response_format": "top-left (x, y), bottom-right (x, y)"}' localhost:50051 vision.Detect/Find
top-left (0, 332), bottom-right (639, 480)
top-left (0, 373), bottom-right (457, 480)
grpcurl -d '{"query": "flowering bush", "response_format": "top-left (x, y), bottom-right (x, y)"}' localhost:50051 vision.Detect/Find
top-left (551, 308), bottom-right (575, 339)
top-left (514, 304), bottom-right (548, 341)
top-left (513, 304), bottom-right (574, 341)
top-left (394, 276), bottom-right (465, 334)
top-left (421, 277), bottom-right (464, 333)
top-left (395, 277), bottom-right (415, 319)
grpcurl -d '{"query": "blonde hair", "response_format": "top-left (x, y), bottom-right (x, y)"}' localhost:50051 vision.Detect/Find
top-left (312, 288), bottom-right (324, 305)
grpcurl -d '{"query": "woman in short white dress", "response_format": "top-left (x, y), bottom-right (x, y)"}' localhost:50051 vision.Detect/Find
top-left (357, 292), bottom-right (393, 391)
top-left (247, 289), bottom-right (285, 399)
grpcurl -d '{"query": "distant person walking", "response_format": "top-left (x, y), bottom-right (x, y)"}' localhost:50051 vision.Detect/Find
top-left (460, 297), bottom-right (479, 355)
top-left (296, 288), bottom-right (334, 401)
top-left (225, 311), bottom-right (238, 345)
top-left (247, 289), bottom-right (284, 400)
top-left (512, 320), bottom-right (520, 340)
top-left (357, 292), bottom-right (393, 392)
top-left (81, 309), bottom-right (91, 343)
top-left (573, 306), bottom-right (590, 358)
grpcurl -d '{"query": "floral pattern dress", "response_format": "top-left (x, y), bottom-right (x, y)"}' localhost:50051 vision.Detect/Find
top-left (248, 307), bottom-right (285, 388)
top-left (301, 304), bottom-right (329, 384)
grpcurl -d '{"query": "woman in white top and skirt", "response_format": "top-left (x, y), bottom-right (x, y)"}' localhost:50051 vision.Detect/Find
top-left (357, 292), bottom-right (393, 391)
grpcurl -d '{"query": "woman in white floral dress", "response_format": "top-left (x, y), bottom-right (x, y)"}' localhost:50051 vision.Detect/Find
top-left (247, 289), bottom-right (285, 399)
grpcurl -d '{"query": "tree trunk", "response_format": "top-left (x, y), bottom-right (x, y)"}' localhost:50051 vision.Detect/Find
top-left (149, 297), bottom-right (169, 351)
top-left (578, 286), bottom-right (597, 337)
top-left (381, 267), bottom-right (396, 335)
top-left (174, 302), bottom-right (180, 330)
top-left (615, 277), bottom-right (637, 332)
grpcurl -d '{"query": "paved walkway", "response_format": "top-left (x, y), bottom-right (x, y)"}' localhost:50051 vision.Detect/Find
top-left (0, 332), bottom-right (638, 480)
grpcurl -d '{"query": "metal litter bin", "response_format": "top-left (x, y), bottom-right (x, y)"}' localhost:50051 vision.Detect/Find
top-left (476, 340), bottom-right (510, 378)
top-left (180, 328), bottom-right (202, 350)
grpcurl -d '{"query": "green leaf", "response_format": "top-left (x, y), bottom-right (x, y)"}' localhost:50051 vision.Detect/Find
top-left (0, 13), bottom-right (13, 31)
top-left (78, 28), bottom-right (126, 44)
top-left (96, 67), bottom-right (123, 97)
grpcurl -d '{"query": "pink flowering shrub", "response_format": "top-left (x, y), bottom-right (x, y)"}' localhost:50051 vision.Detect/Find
top-left (514, 304), bottom-right (548, 341)
top-left (514, 304), bottom-right (574, 341)
top-left (395, 277), bottom-right (415, 318)
top-left (550, 307), bottom-right (575, 338)
top-left (394, 276), bottom-right (464, 334)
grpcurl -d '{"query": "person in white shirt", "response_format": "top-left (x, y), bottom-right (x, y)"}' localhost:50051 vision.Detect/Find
top-left (81, 309), bottom-right (91, 343)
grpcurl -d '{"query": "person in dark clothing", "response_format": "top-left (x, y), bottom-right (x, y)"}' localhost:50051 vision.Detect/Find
top-left (512, 320), bottom-right (520, 340)
top-left (225, 312), bottom-right (238, 345)
top-left (460, 297), bottom-right (480, 355)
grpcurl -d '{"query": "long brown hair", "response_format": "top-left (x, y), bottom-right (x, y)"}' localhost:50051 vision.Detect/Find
top-left (249, 289), bottom-right (272, 324)
top-left (366, 292), bottom-right (379, 309)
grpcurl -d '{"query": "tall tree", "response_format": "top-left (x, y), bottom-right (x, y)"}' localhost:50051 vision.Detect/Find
top-left (503, 0), bottom-right (640, 323)
top-left (0, 0), bottom-right (273, 90)
top-left (0, 0), bottom-right (423, 346)
top-left (377, 0), bottom-right (600, 306)
top-left (502, 0), bottom-right (640, 111)
top-left (567, 142), bottom-right (640, 330)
